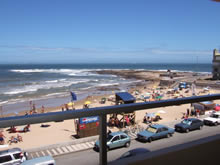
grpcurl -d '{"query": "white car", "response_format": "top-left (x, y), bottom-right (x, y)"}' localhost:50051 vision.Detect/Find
top-left (203, 112), bottom-right (220, 126)
top-left (0, 148), bottom-right (27, 165)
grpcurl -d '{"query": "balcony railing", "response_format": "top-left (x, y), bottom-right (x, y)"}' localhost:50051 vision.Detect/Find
top-left (1, 94), bottom-right (220, 165)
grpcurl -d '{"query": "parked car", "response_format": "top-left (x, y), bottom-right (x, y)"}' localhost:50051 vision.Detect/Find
top-left (137, 124), bottom-right (174, 142)
top-left (20, 156), bottom-right (56, 165)
top-left (118, 148), bottom-right (149, 160)
top-left (203, 112), bottom-right (220, 126)
top-left (0, 148), bottom-right (28, 165)
top-left (175, 118), bottom-right (203, 133)
top-left (94, 131), bottom-right (131, 151)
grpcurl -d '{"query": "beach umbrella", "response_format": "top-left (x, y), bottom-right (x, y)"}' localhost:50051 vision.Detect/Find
top-left (67, 102), bottom-right (74, 106)
top-left (146, 113), bottom-right (155, 118)
top-left (157, 110), bottom-right (166, 114)
top-left (85, 101), bottom-right (91, 105)
top-left (215, 106), bottom-right (220, 111)
top-left (145, 92), bottom-right (151, 96)
top-left (155, 112), bottom-right (160, 117)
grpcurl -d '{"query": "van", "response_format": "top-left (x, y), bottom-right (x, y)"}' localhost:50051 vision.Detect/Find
top-left (0, 148), bottom-right (27, 165)
top-left (20, 156), bottom-right (56, 165)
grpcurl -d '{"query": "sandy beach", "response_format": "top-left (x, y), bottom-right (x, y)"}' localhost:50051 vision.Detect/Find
top-left (1, 69), bottom-right (220, 150)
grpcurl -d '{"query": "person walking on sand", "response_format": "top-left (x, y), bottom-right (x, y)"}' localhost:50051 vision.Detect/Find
top-left (187, 108), bottom-right (190, 117)
top-left (196, 109), bottom-right (200, 118)
top-left (41, 105), bottom-right (45, 113)
top-left (0, 131), bottom-right (6, 145)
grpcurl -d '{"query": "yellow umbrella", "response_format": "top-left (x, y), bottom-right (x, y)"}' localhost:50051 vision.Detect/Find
top-left (67, 102), bottom-right (74, 106)
top-left (155, 112), bottom-right (160, 117)
top-left (85, 101), bottom-right (91, 105)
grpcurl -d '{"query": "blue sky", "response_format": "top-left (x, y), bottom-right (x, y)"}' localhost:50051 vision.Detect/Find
top-left (0, 0), bottom-right (220, 64)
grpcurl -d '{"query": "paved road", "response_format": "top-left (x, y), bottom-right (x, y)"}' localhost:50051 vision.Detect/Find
top-left (54, 123), bottom-right (220, 165)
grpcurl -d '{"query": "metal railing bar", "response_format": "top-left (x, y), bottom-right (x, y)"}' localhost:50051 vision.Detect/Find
top-left (99, 115), bottom-right (107, 165)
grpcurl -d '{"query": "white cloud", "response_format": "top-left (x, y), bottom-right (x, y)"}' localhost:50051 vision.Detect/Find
top-left (150, 49), bottom-right (212, 55)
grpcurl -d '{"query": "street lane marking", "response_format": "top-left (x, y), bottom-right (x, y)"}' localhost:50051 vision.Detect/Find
top-left (75, 144), bottom-right (84, 150)
top-left (61, 146), bottom-right (69, 153)
top-left (29, 153), bottom-right (34, 159)
top-left (81, 143), bottom-right (89, 149)
top-left (56, 147), bottom-right (64, 154)
top-left (66, 146), bottom-right (74, 152)
top-left (85, 142), bottom-right (94, 148)
top-left (51, 149), bottom-right (58, 155)
top-left (41, 151), bottom-right (46, 156)
top-left (71, 145), bottom-right (78, 151)
top-left (35, 152), bottom-right (40, 158)
top-left (46, 150), bottom-right (52, 156)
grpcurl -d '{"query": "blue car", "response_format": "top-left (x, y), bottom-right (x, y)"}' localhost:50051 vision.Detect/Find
top-left (137, 124), bottom-right (174, 142)
top-left (94, 132), bottom-right (131, 151)
top-left (175, 118), bottom-right (203, 133)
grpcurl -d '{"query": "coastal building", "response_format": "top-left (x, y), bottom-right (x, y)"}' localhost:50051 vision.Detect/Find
top-left (212, 49), bottom-right (220, 80)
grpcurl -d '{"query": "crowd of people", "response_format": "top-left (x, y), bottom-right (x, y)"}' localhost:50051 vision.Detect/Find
top-left (108, 114), bottom-right (135, 128)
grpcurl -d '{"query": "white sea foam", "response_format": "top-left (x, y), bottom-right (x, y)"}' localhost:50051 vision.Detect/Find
top-left (96, 83), bottom-right (119, 87)
top-left (45, 92), bottom-right (65, 97)
top-left (0, 101), bottom-right (8, 105)
top-left (3, 79), bottom-right (91, 95)
top-left (10, 69), bottom-right (90, 76)
top-left (46, 80), bottom-right (59, 83)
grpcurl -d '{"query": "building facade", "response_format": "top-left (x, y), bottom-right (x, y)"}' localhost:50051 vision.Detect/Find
top-left (212, 49), bottom-right (220, 80)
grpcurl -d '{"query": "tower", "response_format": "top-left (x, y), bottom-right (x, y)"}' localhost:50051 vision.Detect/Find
top-left (212, 49), bottom-right (220, 80)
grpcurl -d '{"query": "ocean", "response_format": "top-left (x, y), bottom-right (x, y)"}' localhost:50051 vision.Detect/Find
top-left (0, 63), bottom-right (212, 115)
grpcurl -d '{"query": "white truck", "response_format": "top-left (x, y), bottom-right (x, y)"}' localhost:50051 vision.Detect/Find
top-left (203, 112), bottom-right (220, 126)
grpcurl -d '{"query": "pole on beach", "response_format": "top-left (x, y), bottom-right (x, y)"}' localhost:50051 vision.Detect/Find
top-left (0, 106), bottom-right (2, 118)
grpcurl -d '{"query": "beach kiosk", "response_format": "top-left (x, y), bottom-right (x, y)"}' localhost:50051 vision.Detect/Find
top-left (115, 92), bottom-right (136, 105)
top-left (192, 101), bottom-right (216, 115)
top-left (75, 115), bottom-right (99, 138)
top-left (110, 92), bottom-right (136, 127)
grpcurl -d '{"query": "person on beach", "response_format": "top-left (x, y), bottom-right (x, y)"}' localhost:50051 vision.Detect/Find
top-left (0, 131), bottom-right (5, 145)
top-left (17, 134), bottom-right (23, 142)
top-left (32, 104), bottom-right (36, 113)
top-left (65, 104), bottom-right (69, 111)
top-left (187, 108), bottom-right (190, 117)
top-left (22, 124), bottom-right (30, 132)
top-left (196, 109), bottom-right (200, 118)
top-left (8, 136), bottom-right (18, 145)
top-left (107, 130), bottom-right (112, 135)
top-left (9, 126), bottom-right (17, 133)
top-left (41, 105), bottom-right (45, 113)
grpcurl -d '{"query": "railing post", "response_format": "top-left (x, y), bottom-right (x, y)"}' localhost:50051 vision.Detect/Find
top-left (99, 114), bottom-right (107, 165)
